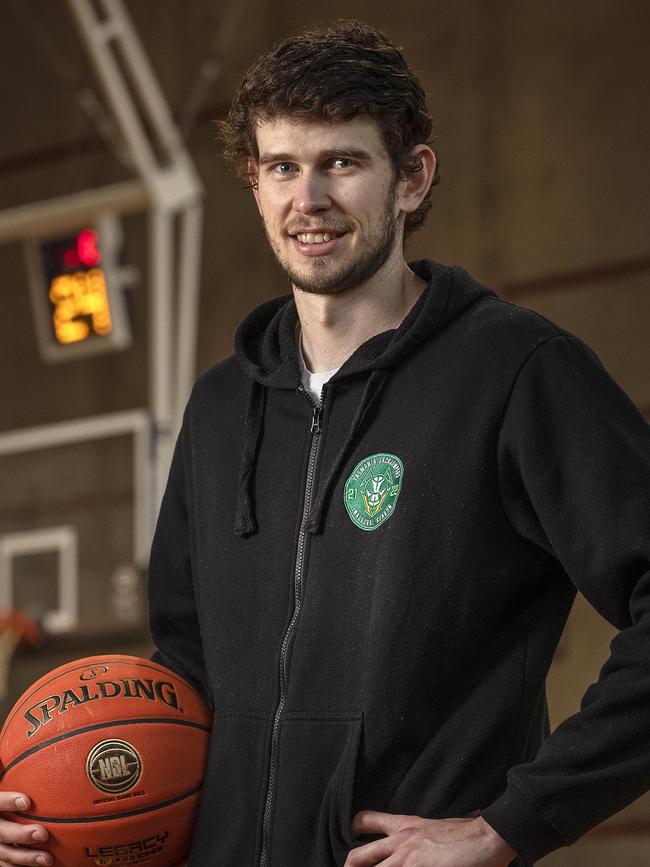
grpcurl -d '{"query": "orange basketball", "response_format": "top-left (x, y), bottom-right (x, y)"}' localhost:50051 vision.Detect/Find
top-left (0, 654), bottom-right (212, 866)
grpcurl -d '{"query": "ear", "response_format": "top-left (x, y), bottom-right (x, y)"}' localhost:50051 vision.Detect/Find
top-left (247, 158), bottom-right (262, 214)
top-left (396, 144), bottom-right (437, 217)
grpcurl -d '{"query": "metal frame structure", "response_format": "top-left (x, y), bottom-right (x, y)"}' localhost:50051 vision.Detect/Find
top-left (66, 0), bottom-right (204, 494)
top-left (0, 0), bottom-right (205, 624)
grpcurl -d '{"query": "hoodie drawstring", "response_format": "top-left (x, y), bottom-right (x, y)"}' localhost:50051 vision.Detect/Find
top-left (234, 370), bottom-right (389, 538)
top-left (305, 369), bottom-right (389, 535)
top-left (234, 379), bottom-right (266, 537)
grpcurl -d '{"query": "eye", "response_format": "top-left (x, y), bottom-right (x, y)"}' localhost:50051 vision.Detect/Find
top-left (273, 162), bottom-right (296, 175)
top-left (331, 157), bottom-right (355, 169)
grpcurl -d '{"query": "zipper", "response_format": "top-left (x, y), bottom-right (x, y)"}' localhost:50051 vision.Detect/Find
top-left (258, 384), bottom-right (324, 867)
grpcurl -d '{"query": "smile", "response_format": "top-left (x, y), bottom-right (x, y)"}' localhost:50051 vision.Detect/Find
top-left (289, 229), bottom-right (348, 257)
top-left (296, 231), bottom-right (338, 244)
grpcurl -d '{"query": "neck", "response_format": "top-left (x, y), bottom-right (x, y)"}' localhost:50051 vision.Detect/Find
top-left (294, 258), bottom-right (426, 373)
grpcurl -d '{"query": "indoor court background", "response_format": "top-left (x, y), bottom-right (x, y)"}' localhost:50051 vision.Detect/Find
top-left (0, 1), bottom-right (648, 864)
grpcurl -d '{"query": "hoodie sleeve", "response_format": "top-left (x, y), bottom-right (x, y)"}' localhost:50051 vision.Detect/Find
top-left (148, 412), bottom-right (211, 705)
top-left (481, 334), bottom-right (650, 865)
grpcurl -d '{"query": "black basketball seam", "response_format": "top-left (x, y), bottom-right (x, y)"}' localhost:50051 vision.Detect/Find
top-left (18, 784), bottom-right (203, 823)
top-left (0, 717), bottom-right (211, 782)
top-left (0, 658), bottom-right (206, 739)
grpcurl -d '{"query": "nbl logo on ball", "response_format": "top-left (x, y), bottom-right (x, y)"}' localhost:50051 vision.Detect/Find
top-left (87, 739), bottom-right (142, 794)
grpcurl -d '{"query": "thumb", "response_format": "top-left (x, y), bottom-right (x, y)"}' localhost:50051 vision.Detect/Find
top-left (351, 809), bottom-right (412, 837)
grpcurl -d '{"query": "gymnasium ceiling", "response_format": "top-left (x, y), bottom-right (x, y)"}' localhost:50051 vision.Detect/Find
top-left (1, 0), bottom-right (268, 210)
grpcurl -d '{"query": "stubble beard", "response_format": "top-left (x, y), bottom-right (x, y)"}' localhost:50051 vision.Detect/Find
top-left (265, 184), bottom-right (400, 296)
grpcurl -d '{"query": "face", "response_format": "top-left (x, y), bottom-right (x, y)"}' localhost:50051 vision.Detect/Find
top-left (251, 116), bottom-right (404, 295)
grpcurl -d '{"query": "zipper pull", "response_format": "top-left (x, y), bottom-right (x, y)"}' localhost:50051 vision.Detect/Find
top-left (310, 405), bottom-right (321, 434)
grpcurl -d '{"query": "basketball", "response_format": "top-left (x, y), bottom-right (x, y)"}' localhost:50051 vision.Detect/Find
top-left (0, 654), bottom-right (212, 866)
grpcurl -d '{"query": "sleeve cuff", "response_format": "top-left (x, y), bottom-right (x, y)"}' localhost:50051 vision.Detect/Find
top-left (481, 784), bottom-right (568, 866)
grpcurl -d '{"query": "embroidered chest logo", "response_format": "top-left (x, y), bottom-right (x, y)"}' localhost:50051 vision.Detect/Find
top-left (344, 453), bottom-right (404, 531)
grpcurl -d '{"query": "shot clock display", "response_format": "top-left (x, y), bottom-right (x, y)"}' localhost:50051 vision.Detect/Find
top-left (42, 229), bottom-right (112, 345)
top-left (26, 214), bottom-right (133, 362)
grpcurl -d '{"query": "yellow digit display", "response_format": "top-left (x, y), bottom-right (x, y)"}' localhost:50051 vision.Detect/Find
top-left (28, 222), bottom-right (132, 362)
top-left (48, 268), bottom-right (113, 345)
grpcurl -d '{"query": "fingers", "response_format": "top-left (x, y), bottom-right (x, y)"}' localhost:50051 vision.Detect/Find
top-left (0, 793), bottom-right (49, 847)
top-left (347, 810), bottom-right (423, 866)
top-left (0, 818), bottom-right (49, 848)
top-left (344, 836), bottom-right (394, 866)
top-left (0, 795), bottom-right (52, 866)
top-left (352, 809), bottom-right (416, 837)
top-left (0, 795), bottom-right (32, 814)
top-left (0, 840), bottom-right (53, 866)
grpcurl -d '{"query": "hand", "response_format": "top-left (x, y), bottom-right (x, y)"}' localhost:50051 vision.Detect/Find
top-left (0, 792), bottom-right (52, 866)
top-left (344, 810), bottom-right (517, 867)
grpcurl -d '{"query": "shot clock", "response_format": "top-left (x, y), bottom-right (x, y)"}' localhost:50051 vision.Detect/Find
top-left (25, 213), bottom-right (133, 362)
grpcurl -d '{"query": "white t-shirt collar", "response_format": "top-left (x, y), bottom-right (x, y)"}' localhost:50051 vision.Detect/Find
top-left (296, 326), bottom-right (340, 406)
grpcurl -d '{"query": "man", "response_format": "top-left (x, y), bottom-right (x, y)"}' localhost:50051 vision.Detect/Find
top-left (1, 18), bottom-right (648, 867)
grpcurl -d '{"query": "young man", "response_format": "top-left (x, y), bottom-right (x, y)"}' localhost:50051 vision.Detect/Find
top-left (1, 19), bottom-right (648, 867)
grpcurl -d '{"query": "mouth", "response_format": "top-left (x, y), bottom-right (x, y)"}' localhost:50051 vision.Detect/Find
top-left (288, 228), bottom-right (348, 257)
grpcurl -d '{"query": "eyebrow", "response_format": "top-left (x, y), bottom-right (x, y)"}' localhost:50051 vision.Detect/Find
top-left (257, 147), bottom-right (373, 166)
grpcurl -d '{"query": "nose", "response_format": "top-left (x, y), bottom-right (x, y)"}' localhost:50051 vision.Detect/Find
top-left (293, 169), bottom-right (331, 215)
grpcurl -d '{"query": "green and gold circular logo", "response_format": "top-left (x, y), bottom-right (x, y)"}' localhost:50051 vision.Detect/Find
top-left (344, 452), bottom-right (404, 531)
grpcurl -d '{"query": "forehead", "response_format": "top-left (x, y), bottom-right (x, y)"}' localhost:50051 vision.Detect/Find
top-left (254, 115), bottom-right (389, 161)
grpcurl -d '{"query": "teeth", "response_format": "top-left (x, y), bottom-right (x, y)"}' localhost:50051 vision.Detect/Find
top-left (297, 232), bottom-right (337, 244)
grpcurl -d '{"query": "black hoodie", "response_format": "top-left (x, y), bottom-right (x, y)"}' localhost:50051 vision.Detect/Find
top-left (148, 259), bottom-right (650, 866)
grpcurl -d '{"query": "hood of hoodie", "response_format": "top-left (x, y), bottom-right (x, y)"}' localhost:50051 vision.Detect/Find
top-left (235, 260), bottom-right (495, 388)
top-left (232, 260), bottom-right (495, 537)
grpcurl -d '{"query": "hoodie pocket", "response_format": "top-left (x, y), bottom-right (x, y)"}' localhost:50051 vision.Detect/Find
top-left (188, 711), bottom-right (271, 867)
top-left (270, 712), bottom-right (363, 867)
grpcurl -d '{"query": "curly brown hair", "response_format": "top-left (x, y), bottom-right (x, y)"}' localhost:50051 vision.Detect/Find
top-left (217, 20), bottom-right (440, 238)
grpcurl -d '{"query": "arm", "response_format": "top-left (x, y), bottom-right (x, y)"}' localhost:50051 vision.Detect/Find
top-left (148, 413), bottom-right (211, 705)
top-left (480, 334), bottom-right (650, 864)
top-left (346, 335), bottom-right (650, 867)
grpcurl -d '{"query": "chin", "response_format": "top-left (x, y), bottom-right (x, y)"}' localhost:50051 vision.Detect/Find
top-left (285, 261), bottom-right (358, 295)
